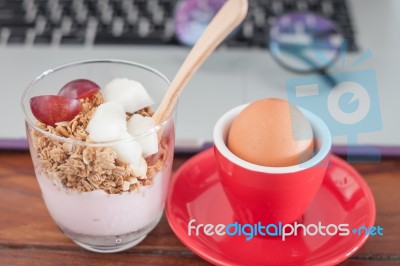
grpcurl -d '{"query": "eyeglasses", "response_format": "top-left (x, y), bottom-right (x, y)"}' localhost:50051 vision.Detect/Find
top-left (174, 0), bottom-right (345, 75)
top-left (269, 11), bottom-right (344, 74)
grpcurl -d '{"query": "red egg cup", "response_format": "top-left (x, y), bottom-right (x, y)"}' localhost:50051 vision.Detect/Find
top-left (213, 104), bottom-right (332, 225)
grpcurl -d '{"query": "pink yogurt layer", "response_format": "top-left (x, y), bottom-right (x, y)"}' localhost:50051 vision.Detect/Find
top-left (37, 165), bottom-right (171, 236)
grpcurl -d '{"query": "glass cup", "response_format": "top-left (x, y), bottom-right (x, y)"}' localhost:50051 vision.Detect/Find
top-left (21, 60), bottom-right (175, 253)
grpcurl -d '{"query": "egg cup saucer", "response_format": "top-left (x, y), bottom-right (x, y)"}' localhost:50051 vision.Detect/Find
top-left (166, 148), bottom-right (376, 265)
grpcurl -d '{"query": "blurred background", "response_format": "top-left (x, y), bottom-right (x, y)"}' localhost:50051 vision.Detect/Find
top-left (0, 0), bottom-right (399, 157)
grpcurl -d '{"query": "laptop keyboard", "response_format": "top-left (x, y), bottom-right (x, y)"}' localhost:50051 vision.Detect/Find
top-left (0, 0), bottom-right (358, 51)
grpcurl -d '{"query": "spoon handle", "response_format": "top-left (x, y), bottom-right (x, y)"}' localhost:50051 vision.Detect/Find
top-left (153, 0), bottom-right (248, 124)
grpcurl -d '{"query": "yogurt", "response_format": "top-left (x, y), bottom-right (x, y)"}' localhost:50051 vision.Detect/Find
top-left (37, 164), bottom-right (171, 236)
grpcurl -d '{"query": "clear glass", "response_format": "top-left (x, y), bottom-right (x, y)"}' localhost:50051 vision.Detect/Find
top-left (21, 60), bottom-right (175, 253)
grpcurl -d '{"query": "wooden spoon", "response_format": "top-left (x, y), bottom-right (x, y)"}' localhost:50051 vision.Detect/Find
top-left (153, 0), bottom-right (249, 124)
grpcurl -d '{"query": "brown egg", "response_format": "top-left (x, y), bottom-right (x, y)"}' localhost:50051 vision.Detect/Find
top-left (227, 98), bottom-right (314, 167)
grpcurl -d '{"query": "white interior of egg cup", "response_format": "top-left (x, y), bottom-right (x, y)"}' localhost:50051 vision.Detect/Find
top-left (213, 104), bottom-right (332, 174)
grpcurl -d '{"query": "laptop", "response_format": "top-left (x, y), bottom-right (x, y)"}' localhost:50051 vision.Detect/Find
top-left (1, 0), bottom-right (399, 156)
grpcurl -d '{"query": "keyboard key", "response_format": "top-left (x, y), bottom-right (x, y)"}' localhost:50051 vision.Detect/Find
top-left (242, 21), bottom-right (254, 39)
top-left (111, 17), bottom-right (124, 36)
top-left (0, 27), bottom-right (11, 45)
top-left (271, 1), bottom-right (283, 15)
top-left (137, 17), bottom-right (150, 37)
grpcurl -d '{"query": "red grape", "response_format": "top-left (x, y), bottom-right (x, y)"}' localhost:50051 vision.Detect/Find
top-left (30, 95), bottom-right (82, 126)
top-left (58, 79), bottom-right (100, 99)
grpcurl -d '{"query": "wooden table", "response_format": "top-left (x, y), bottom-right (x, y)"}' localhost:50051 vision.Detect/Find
top-left (0, 150), bottom-right (399, 266)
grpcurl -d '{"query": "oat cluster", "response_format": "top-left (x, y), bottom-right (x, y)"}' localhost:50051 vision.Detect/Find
top-left (30, 92), bottom-right (167, 194)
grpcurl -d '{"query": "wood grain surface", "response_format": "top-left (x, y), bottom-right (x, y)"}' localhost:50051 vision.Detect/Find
top-left (0, 150), bottom-right (399, 266)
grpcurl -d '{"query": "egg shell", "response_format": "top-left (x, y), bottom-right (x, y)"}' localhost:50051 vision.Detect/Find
top-left (227, 98), bottom-right (314, 167)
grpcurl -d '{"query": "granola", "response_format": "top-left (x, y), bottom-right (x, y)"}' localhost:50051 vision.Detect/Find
top-left (30, 92), bottom-right (167, 194)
